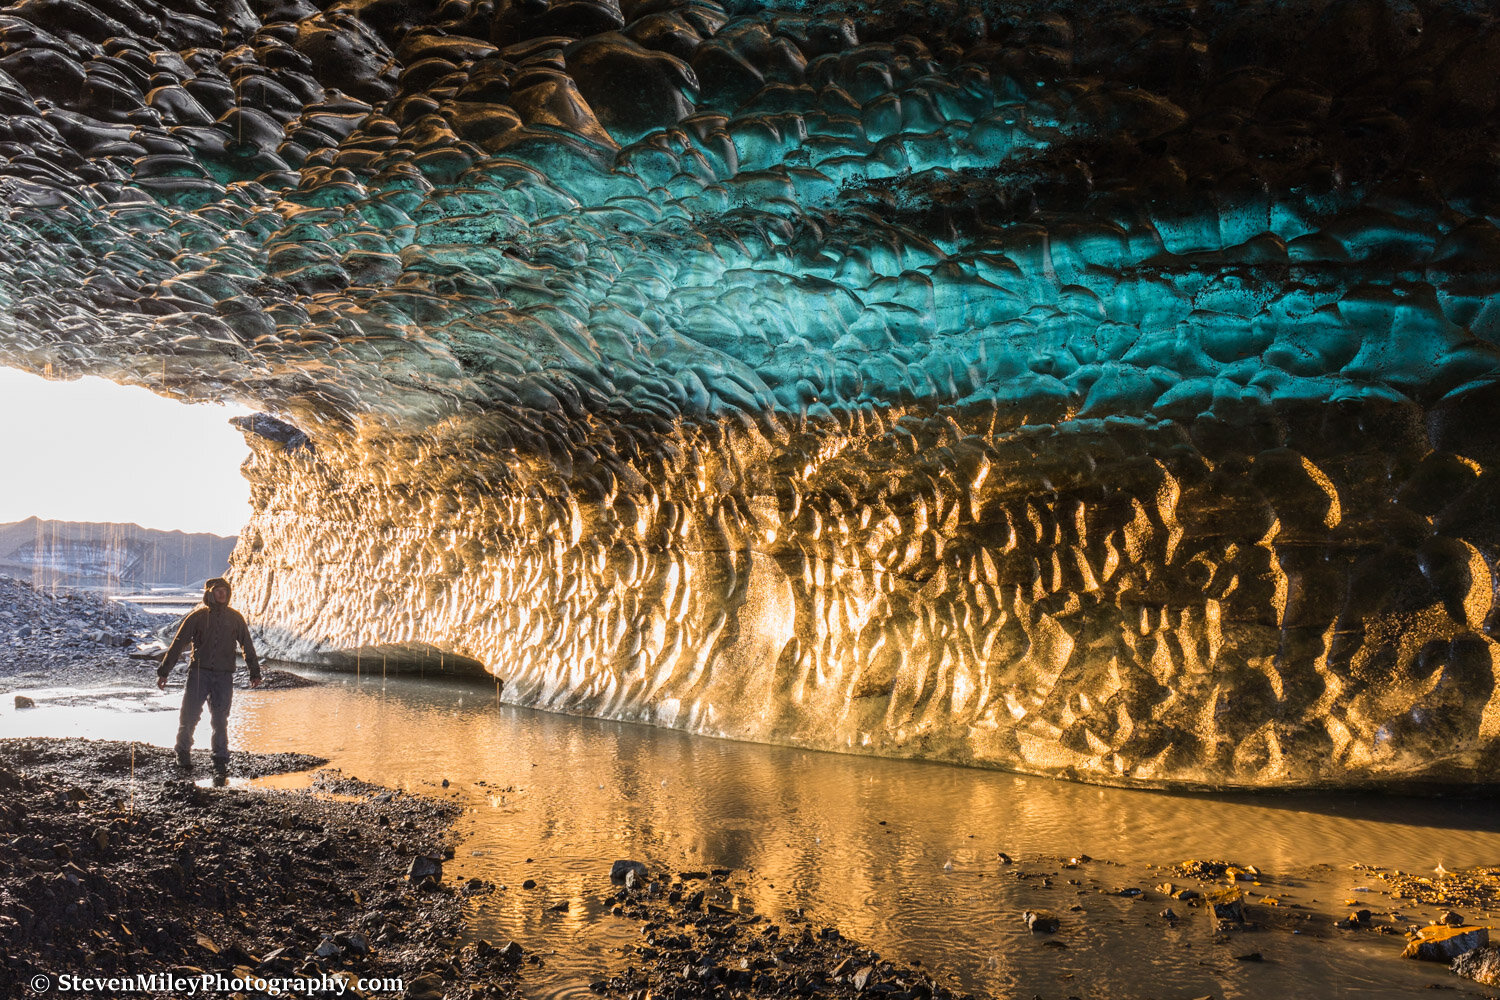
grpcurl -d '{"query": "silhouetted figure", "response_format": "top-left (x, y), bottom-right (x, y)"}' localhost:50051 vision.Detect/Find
top-left (157, 576), bottom-right (261, 775)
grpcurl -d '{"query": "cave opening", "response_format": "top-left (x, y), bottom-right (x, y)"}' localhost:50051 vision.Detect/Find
top-left (0, 364), bottom-right (251, 594)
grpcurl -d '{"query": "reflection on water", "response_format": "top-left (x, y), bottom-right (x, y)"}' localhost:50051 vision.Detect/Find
top-left (3, 684), bottom-right (184, 743)
top-left (4, 671), bottom-right (1498, 998)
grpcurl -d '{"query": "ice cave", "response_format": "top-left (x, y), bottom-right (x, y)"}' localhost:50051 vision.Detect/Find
top-left (2, 0), bottom-right (1499, 788)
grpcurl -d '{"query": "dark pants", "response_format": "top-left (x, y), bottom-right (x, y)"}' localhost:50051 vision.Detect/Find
top-left (176, 668), bottom-right (234, 764)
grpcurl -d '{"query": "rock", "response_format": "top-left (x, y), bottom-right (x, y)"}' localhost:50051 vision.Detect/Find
top-left (314, 936), bottom-right (342, 958)
top-left (1336, 909), bottom-right (1372, 930)
top-left (335, 931), bottom-right (369, 953)
top-left (497, 940), bottom-right (523, 965)
top-left (1023, 909), bottom-right (1060, 934)
top-left (611, 859), bottom-right (648, 885)
top-left (851, 965), bottom-right (876, 991)
top-left (260, 946), bottom-right (293, 968)
top-left (405, 972), bottom-right (445, 1000)
top-left (1160, 908), bottom-right (1178, 921)
top-left (522, 879), bottom-right (537, 889)
top-left (1209, 888), bottom-right (1245, 922)
top-left (1158, 881), bottom-right (1201, 900)
top-left (1402, 925), bottom-right (1489, 962)
top-left (13, 695), bottom-right (35, 709)
top-left (406, 855), bottom-right (443, 882)
top-left (1453, 944), bottom-right (1500, 986)
top-left (1440, 910), bottom-right (1465, 926)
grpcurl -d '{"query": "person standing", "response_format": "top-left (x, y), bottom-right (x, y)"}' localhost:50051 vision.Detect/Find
top-left (156, 576), bottom-right (262, 774)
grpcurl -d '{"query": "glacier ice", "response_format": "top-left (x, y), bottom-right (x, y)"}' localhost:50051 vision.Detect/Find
top-left (3, 0), bottom-right (1500, 786)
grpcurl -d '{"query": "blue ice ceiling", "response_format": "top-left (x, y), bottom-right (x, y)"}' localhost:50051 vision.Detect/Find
top-left (1, 0), bottom-right (1495, 427)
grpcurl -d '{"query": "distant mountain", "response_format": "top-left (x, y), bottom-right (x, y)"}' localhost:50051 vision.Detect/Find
top-left (0, 517), bottom-right (237, 589)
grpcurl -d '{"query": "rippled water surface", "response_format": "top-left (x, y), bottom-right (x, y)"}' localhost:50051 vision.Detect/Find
top-left (5, 671), bottom-right (1499, 999)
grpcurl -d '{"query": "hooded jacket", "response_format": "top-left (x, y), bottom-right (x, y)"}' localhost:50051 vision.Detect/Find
top-left (157, 577), bottom-right (261, 682)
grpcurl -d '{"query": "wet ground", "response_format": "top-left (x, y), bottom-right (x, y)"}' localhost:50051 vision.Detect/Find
top-left (0, 737), bottom-right (515, 1000)
top-left (9, 668), bottom-right (1500, 999)
top-left (221, 673), bottom-right (1500, 1000)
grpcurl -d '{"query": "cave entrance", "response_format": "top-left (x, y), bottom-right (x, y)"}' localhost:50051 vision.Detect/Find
top-left (0, 365), bottom-right (251, 595)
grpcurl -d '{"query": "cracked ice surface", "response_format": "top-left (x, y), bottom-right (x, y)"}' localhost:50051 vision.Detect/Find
top-left (4, 0), bottom-right (1500, 786)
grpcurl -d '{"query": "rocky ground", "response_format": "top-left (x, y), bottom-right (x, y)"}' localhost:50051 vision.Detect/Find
top-left (0, 577), bottom-right (523, 999)
top-left (0, 738), bottom-right (520, 1000)
top-left (0, 573), bottom-right (169, 690)
top-left (592, 862), bottom-right (974, 1000)
top-left (0, 734), bottom-right (998, 1000)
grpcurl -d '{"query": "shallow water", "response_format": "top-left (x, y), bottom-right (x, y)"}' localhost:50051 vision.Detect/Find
top-left (4, 671), bottom-right (1498, 999)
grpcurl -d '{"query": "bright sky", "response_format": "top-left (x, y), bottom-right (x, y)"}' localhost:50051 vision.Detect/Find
top-left (0, 366), bottom-right (252, 536)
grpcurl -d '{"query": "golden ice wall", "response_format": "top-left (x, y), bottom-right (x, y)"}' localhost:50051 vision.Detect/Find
top-left (229, 383), bottom-right (1500, 789)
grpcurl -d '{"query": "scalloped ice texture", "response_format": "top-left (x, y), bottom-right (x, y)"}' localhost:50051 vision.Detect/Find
top-left (4, 0), bottom-right (1500, 787)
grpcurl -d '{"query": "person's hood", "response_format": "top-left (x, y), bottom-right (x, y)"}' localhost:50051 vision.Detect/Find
top-left (202, 577), bottom-right (231, 607)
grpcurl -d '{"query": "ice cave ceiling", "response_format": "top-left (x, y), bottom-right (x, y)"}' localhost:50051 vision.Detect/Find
top-left (4, 0), bottom-right (1500, 788)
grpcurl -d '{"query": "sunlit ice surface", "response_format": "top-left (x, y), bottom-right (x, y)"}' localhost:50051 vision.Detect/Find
top-left (8, 673), bottom-right (1498, 999)
top-left (0, 367), bottom-right (252, 536)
